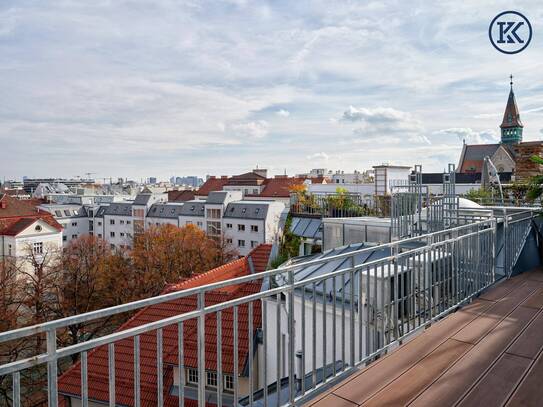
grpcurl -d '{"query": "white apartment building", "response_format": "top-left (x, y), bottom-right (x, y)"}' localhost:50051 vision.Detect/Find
top-left (100, 203), bottom-right (134, 249)
top-left (38, 203), bottom-right (89, 246)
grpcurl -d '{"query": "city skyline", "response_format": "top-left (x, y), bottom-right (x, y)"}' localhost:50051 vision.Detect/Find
top-left (2, 1), bottom-right (543, 180)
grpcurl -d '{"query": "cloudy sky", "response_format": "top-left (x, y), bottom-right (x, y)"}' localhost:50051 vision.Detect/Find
top-left (2, 1), bottom-right (543, 181)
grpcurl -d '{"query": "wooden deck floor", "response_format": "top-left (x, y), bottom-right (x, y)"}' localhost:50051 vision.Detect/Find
top-left (305, 268), bottom-right (543, 407)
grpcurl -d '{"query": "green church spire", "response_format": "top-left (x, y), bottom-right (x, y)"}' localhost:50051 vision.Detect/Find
top-left (500, 74), bottom-right (523, 144)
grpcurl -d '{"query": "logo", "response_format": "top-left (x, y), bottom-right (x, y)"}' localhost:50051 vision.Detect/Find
top-left (489, 11), bottom-right (532, 54)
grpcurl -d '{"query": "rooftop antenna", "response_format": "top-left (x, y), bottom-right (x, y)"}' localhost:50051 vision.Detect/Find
top-left (510, 74), bottom-right (514, 90)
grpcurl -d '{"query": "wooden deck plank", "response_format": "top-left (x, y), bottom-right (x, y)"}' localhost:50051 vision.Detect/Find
top-left (506, 349), bottom-right (543, 406)
top-left (409, 306), bottom-right (538, 407)
top-left (478, 275), bottom-right (527, 301)
top-left (452, 283), bottom-right (537, 344)
top-left (328, 300), bottom-right (493, 405)
top-left (360, 339), bottom-right (472, 407)
top-left (456, 353), bottom-right (531, 407)
top-left (521, 287), bottom-right (543, 309)
top-left (506, 311), bottom-right (543, 360)
top-left (309, 394), bottom-right (358, 407)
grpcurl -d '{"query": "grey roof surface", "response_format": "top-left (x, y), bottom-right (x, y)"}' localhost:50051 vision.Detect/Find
top-left (146, 203), bottom-right (184, 219)
top-left (463, 144), bottom-right (500, 161)
top-left (94, 205), bottom-right (108, 218)
top-left (133, 193), bottom-right (152, 205)
top-left (44, 205), bottom-right (88, 218)
top-left (270, 243), bottom-right (393, 302)
top-left (223, 202), bottom-right (269, 220)
top-left (205, 191), bottom-right (230, 204)
top-left (179, 200), bottom-right (205, 217)
top-left (103, 202), bottom-right (132, 217)
top-left (290, 216), bottom-right (322, 239)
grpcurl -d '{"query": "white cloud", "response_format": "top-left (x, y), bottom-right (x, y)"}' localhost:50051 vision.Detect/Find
top-left (276, 109), bottom-right (290, 117)
top-left (342, 106), bottom-right (423, 136)
top-left (228, 120), bottom-right (270, 139)
top-left (433, 128), bottom-right (498, 145)
top-left (306, 152), bottom-right (329, 161)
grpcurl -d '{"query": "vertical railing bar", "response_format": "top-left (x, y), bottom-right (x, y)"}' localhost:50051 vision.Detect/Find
top-left (46, 329), bottom-right (58, 407)
top-left (81, 351), bottom-right (88, 407)
top-left (288, 269), bottom-right (295, 405)
top-left (322, 278), bottom-right (327, 383)
top-left (197, 292), bottom-right (205, 407)
top-left (366, 262), bottom-right (370, 354)
top-left (108, 342), bottom-right (115, 407)
top-left (275, 296), bottom-right (281, 407)
top-left (217, 312), bottom-right (223, 407)
top-left (249, 302), bottom-right (254, 407)
top-left (349, 267), bottom-right (355, 368)
top-left (178, 321), bottom-right (184, 407)
top-left (332, 276), bottom-right (337, 377)
top-left (301, 286), bottom-right (306, 396)
top-left (234, 305), bottom-right (239, 407)
top-left (342, 271), bottom-right (346, 368)
top-left (157, 328), bottom-right (163, 407)
top-left (373, 263), bottom-right (378, 351)
top-left (262, 300), bottom-right (268, 407)
top-left (134, 335), bottom-right (141, 407)
top-left (312, 282), bottom-right (317, 388)
top-left (12, 371), bottom-right (20, 407)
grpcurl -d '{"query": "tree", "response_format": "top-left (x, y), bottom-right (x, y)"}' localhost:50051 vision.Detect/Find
top-left (130, 224), bottom-right (236, 297)
top-left (527, 155), bottom-right (543, 202)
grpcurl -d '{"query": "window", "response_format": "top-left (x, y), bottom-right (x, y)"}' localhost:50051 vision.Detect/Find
top-left (253, 189), bottom-right (258, 195)
top-left (226, 238), bottom-right (233, 244)
top-left (127, 220), bottom-right (131, 225)
top-left (251, 240), bottom-right (258, 248)
top-left (71, 222), bottom-right (77, 227)
top-left (64, 210), bottom-right (71, 216)
top-left (8, 244), bottom-right (12, 256)
top-left (120, 220), bottom-right (125, 225)
top-left (35, 225), bottom-right (42, 232)
top-left (224, 375), bottom-right (234, 391)
top-left (63, 236), bottom-right (67, 242)
top-left (251, 225), bottom-right (258, 232)
top-left (110, 219), bottom-right (115, 225)
top-left (187, 368), bottom-right (198, 384)
top-left (133, 209), bottom-right (145, 218)
top-left (98, 233), bottom-right (102, 238)
top-left (238, 224), bottom-right (245, 232)
top-left (98, 221), bottom-right (102, 226)
top-left (206, 372), bottom-right (218, 388)
top-left (206, 208), bottom-right (221, 219)
top-left (55, 210), bottom-right (62, 217)
top-left (120, 232), bottom-right (125, 237)
top-left (226, 223), bottom-right (233, 229)
top-left (238, 240), bottom-right (245, 247)
top-left (110, 232), bottom-right (115, 238)
top-left (71, 234), bottom-right (77, 239)
top-left (33, 242), bottom-right (43, 255)
top-left (197, 221), bottom-right (203, 227)
top-left (186, 221), bottom-right (193, 225)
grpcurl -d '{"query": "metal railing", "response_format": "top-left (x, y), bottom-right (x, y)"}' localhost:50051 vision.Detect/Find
top-left (290, 193), bottom-right (377, 218)
top-left (503, 209), bottom-right (537, 278)
top-left (0, 219), bottom-right (508, 407)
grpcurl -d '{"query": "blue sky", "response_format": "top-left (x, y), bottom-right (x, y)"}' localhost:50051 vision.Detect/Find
top-left (1, 0), bottom-right (543, 181)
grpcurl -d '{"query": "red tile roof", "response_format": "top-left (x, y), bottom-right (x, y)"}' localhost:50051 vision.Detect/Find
top-left (58, 244), bottom-right (272, 407)
top-left (196, 177), bottom-right (230, 197)
top-left (0, 194), bottom-right (62, 235)
top-left (257, 177), bottom-right (307, 198)
top-left (168, 190), bottom-right (196, 202)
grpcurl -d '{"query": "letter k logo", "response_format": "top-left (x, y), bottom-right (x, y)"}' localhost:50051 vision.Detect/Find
top-left (497, 21), bottom-right (525, 43)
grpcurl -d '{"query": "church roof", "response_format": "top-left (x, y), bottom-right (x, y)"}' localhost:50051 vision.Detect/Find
top-left (500, 85), bottom-right (523, 129)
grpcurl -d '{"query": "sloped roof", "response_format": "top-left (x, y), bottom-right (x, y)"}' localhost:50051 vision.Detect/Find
top-left (147, 203), bottom-right (185, 219)
top-left (501, 88), bottom-right (523, 128)
top-left (0, 194), bottom-right (63, 235)
top-left (168, 190), bottom-right (195, 202)
top-left (57, 245), bottom-right (272, 407)
top-left (225, 172), bottom-right (266, 187)
top-left (223, 202), bottom-right (269, 220)
top-left (179, 201), bottom-right (205, 217)
top-left (196, 177), bottom-right (230, 197)
top-left (258, 177), bottom-right (306, 198)
top-left (103, 203), bottom-right (132, 217)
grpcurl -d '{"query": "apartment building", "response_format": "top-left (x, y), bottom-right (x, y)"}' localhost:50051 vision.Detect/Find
top-left (38, 203), bottom-right (89, 246)
top-left (0, 194), bottom-right (63, 270)
top-left (101, 203), bottom-right (134, 249)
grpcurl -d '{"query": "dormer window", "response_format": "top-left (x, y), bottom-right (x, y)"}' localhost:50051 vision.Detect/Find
top-left (35, 225), bottom-right (42, 232)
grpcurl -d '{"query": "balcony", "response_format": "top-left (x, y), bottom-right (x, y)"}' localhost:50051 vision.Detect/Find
top-left (306, 268), bottom-right (543, 406)
top-left (0, 209), bottom-right (541, 407)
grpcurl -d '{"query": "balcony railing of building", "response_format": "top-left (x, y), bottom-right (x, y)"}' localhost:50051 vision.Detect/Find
top-left (290, 193), bottom-right (384, 219)
top-left (3, 210), bottom-right (538, 407)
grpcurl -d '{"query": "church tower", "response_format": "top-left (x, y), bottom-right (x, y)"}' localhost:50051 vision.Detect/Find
top-left (500, 75), bottom-right (523, 144)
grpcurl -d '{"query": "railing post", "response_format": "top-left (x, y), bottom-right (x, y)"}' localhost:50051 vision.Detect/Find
top-left (46, 329), bottom-right (58, 407)
top-left (197, 291), bottom-right (205, 407)
top-left (288, 269), bottom-right (295, 406)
